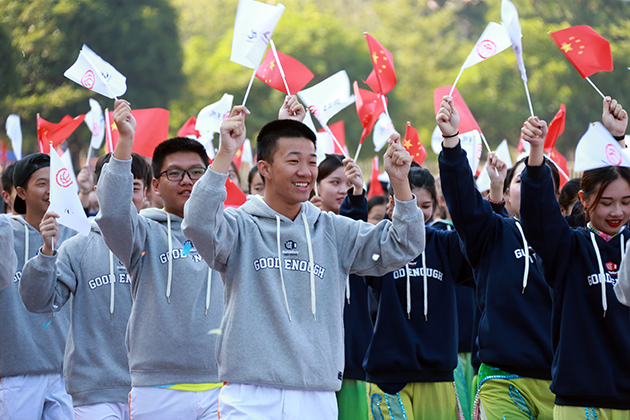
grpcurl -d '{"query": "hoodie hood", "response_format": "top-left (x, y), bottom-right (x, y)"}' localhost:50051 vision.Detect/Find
top-left (240, 195), bottom-right (321, 225)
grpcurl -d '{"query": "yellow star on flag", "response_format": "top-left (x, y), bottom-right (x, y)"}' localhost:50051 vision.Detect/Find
top-left (269, 60), bottom-right (275, 72)
top-left (560, 42), bottom-right (572, 53)
top-left (111, 121), bottom-right (117, 131)
top-left (403, 139), bottom-right (412, 149)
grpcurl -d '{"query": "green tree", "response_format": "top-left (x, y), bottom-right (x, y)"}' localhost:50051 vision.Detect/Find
top-left (0, 0), bottom-right (184, 155)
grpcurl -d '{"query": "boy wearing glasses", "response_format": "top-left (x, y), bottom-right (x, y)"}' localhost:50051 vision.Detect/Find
top-left (96, 100), bottom-right (224, 420)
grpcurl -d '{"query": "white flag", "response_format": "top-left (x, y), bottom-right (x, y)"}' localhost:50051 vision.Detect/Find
top-left (460, 129), bottom-right (483, 174)
top-left (64, 44), bottom-right (127, 99)
top-left (462, 22), bottom-right (512, 69)
top-left (241, 138), bottom-right (254, 166)
top-left (372, 112), bottom-right (394, 152)
top-left (501, 0), bottom-right (527, 81)
top-left (5, 114), bottom-right (22, 160)
top-left (315, 131), bottom-right (335, 165)
top-left (60, 149), bottom-right (80, 194)
top-left (49, 149), bottom-right (90, 236)
top-left (85, 99), bottom-right (105, 150)
top-left (574, 122), bottom-right (630, 172)
top-left (431, 125), bottom-right (443, 155)
top-left (476, 139), bottom-right (513, 192)
top-left (298, 71), bottom-right (355, 126)
top-left (231, 0), bottom-right (285, 69)
top-left (196, 94), bottom-right (234, 137)
top-left (302, 110), bottom-right (318, 135)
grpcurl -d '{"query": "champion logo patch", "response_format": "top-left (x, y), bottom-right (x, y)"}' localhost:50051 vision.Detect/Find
top-left (284, 240), bottom-right (298, 250)
top-left (606, 262), bottom-right (618, 271)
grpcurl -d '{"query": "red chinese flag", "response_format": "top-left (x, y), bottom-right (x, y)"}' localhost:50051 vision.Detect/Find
top-left (37, 114), bottom-right (86, 154)
top-left (367, 156), bottom-right (385, 200)
top-left (255, 49), bottom-right (314, 94)
top-left (354, 81), bottom-right (386, 144)
top-left (544, 104), bottom-right (566, 150)
top-left (364, 34), bottom-right (397, 95)
top-left (318, 121), bottom-right (346, 155)
top-left (549, 25), bottom-right (613, 78)
top-left (177, 116), bottom-right (200, 139)
top-left (233, 145), bottom-right (244, 172)
top-left (0, 139), bottom-right (6, 164)
top-left (225, 177), bottom-right (246, 208)
top-left (108, 108), bottom-right (170, 158)
top-left (403, 123), bottom-right (426, 165)
top-left (433, 86), bottom-right (481, 135)
top-left (547, 147), bottom-right (570, 189)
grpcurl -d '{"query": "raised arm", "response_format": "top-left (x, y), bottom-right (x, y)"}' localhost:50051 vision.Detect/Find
top-left (182, 106), bottom-right (249, 272)
top-left (278, 95), bottom-right (306, 122)
top-left (339, 158), bottom-right (367, 221)
top-left (602, 96), bottom-right (628, 148)
top-left (95, 100), bottom-right (145, 269)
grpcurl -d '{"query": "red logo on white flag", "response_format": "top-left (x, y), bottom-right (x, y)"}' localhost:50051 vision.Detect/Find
top-left (605, 144), bottom-right (622, 166)
top-left (477, 40), bottom-right (497, 59)
top-left (81, 70), bottom-right (95, 89)
top-left (56, 168), bottom-right (72, 188)
top-left (92, 122), bottom-right (101, 137)
top-left (476, 142), bottom-right (483, 159)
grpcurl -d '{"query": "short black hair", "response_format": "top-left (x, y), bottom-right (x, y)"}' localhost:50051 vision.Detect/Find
top-left (368, 195), bottom-right (388, 212)
top-left (1, 162), bottom-right (16, 194)
top-left (248, 165), bottom-right (261, 190)
top-left (389, 166), bottom-right (438, 209)
top-left (558, 178), bottom-right (581, 214)
top-left (152, 137), bottom-right (210, 178)
top-left (95, 152), bottom-right (152, 188)
top-left (317, 154), bottom-right (344, 183)
top-left (256, 119), bottom-right (316, 164)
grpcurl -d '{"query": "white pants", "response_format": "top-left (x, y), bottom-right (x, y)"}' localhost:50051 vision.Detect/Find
top-left (129, 386), bottom-right (220, 420)
top-left (74, 402), bottom-right (129, 420)
top-left (218, 383), bottom-right (337, 420)
top-left (0, 373), bottom-right (74, 420)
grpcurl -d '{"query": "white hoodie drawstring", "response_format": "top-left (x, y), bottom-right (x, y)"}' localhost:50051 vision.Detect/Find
top-left (345, 275), bottom-right (351, 304)
top-left (301, 212), bottom-right (316, 320)
top-left (405, 263), bottom-right (411, 319)
top-left (590, 231), bottom-right (608, 317)
top-left (24, 223), bottom-right (29, 265)
top-left (276, 215), bottom-right (292, 321)
top-left (422, 253), bottom-right (428, 321)
top-left (514, 220), bottom-right (530, 294)
top-left (166, 213), bottom-right (173, 304)
top-left (205, 268), bottom-right (212, 315)
top-left (109, 250), bottom-right (115, 319)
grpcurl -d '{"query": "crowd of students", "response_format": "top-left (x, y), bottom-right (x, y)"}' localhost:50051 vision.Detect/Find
top-left (0, 93), bottom-right (629, 420)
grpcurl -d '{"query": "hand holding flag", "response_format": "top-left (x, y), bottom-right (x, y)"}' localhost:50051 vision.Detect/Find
top-left (574, 122), bottom-right (630, 172)
top-left (602, 97), bottom-right (628, 140)
top-left (64, 44), bottom-right (126, 99)
top-left (403, 123), bottom-right (426, 166)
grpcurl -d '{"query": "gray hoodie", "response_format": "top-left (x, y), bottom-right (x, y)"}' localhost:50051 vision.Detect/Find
top-left (0, 214), bottom-right (17, 291)
top-left (19, 221), bottom-right (132, 407)
top-left (615, 245), bottom-right (630, 306)
top-left (95, 157), bottom-right (224, 387)
top-left (0, 216), bottom-right (75, 377)
top-left (182, 169), bottom-right (425, 392)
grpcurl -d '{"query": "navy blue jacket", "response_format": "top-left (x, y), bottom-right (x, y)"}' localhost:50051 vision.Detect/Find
top-left (439, 142), bottom-right (553, 380)
top-left (521, 162), bottom-right (630, 409)
top-left (339, 190), bottom-right (374, 381)
top-left (363, 224), bottom-right (472, 390)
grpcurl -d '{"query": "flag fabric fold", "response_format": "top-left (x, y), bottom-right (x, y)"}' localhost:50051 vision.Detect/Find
top-left (373, 113), bottom-right (395, 152)
top-left (433, 86), bottom-right (481, 135)
top-left (231, 0), bottom-right (286, 69)
top-left (255, 48), bottom-right (314, 94)
top-left (501, 0), bottom-right (527, 81)
top-left (354, 81), bottom-right (386, 144)
top-left (462, 22), bottom-right (512, 70)
top-left (476, 139), bottom-right (513, 192)
top-left (177, 116), bottom-right (201, 139)
top-left (196, 94), bottom-right (234, 137)
top-left (550, 25), bottom-right (613, 78)
top-left (364, 33), bottom-right (397, 95)
top-left (403, 123), bottom-right (426, 165)
top-left (49, 148), bottom-right (91, 236)
top-left (544, 104), bottom-right (566, 150)
top-left (85, 98), bottom-right (105, 150)
top-left (367, 156), bottom-right (385, 200)
top-left (317, 121), bottom-right (346, 156)
top-left (298, 70), bottom-right (355, 126)
top-left (107, 108), bottom-right (169, 158)
top-left (574, 122), bottom-right (630, 172)
top-left (38, 114), bottom-right (86, 154)
top-left (64, 44), bottom-right (127, 99)
top-left (5, 114), bottom-right (22, 160)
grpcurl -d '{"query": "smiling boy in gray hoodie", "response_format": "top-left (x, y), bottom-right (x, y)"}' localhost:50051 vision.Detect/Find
top-left (95, 101), bottom-right (224, 420)
top-left (182, 105), bottom-right (425, 420)
top-left (19, 152), bottom-right (151, 419)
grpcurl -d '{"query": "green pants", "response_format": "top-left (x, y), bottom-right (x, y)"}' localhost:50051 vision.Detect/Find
top-left (454, 352), bottom-right (474, 420)
top-left (473, 364), bottom-right (554, 420)
top-left (554, 405), bottom-right (630, 420)
top-left (337, 379), bottom-right (369, 420)
top-left (367, 381), bottom-right (462, 420)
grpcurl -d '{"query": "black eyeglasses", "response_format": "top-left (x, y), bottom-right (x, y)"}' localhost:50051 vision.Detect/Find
top-left (157, 167), bottom-right (206, 181)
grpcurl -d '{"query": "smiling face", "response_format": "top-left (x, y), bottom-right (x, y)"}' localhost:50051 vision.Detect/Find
top-left (581, 177), bottom-right (630, 236)
top-left (16, 167), bottom-right (50, 218)
top-left (411, 187), bottom-right (435, 223)
top-left (318, 166), bottom-right (353, 214)
top-left (152, 151), bottom-right (206, 218)
top-left (258, 137), bottom-right (318, 220)
top-left (505, 161), bottom-right (526, 218)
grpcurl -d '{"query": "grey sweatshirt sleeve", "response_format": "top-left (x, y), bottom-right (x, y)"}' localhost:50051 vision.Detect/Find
top-left (19, 248), bottom-right (74, 313)
top-left (182, 169), bottom-right (234, 272)
top-left (0, 215), bottom-right (17, 291)
top-left (615, 245), bottom-right (630, 306)
top-left (95, 157), bottom-right (147, 269)
top-left (337, 196), bottom-right (425, 277)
